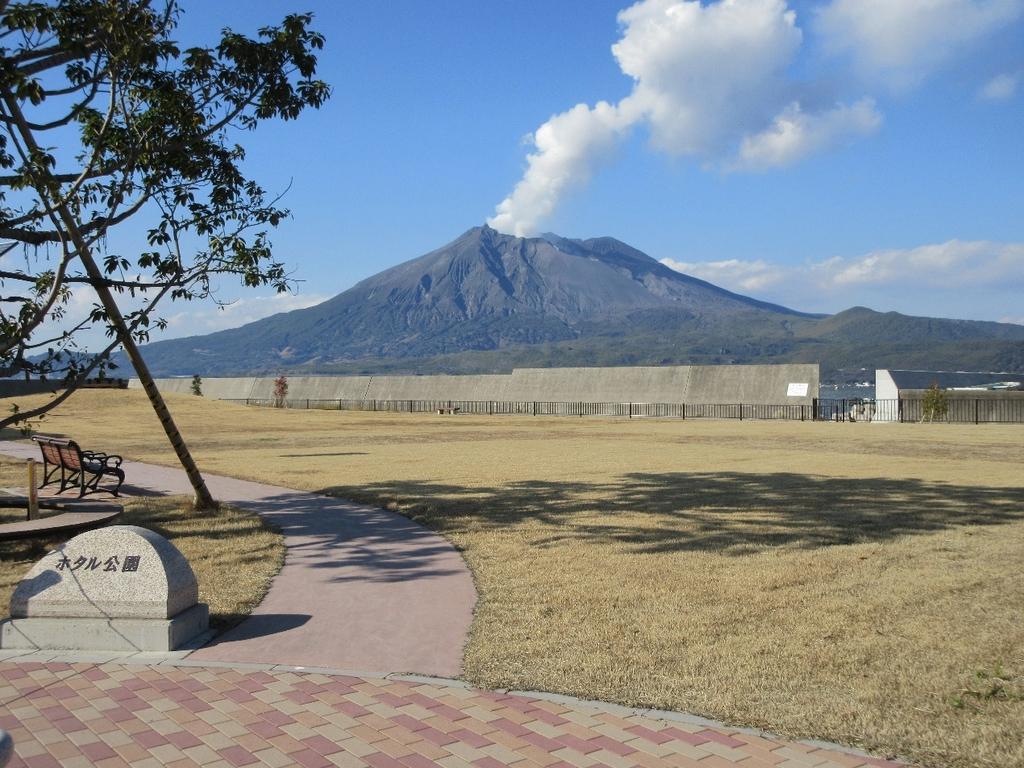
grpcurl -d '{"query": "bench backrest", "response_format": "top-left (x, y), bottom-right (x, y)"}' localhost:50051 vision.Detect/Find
top-left (33, 436), bottom-right (83, 471)
top-left (37, 440), bottom-right (63, 466)
top-left (58, 442), bottom-right (83, 471)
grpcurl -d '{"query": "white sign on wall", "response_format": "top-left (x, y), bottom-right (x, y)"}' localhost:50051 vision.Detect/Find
top-left (787, 382), bottom-right (809, 397)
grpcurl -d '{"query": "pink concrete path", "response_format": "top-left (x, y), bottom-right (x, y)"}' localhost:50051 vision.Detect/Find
top-left (0, 441), bottom-right (476, 678)
top-left (0, 660), bottom-right (908, 768)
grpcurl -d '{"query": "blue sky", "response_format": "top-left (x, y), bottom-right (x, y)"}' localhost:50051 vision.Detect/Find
top-left (59, 1), bottom-right (1024, 342)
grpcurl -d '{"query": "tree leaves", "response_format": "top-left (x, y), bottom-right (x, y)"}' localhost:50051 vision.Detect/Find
top-left (0, 0), bottom-right (330, 411)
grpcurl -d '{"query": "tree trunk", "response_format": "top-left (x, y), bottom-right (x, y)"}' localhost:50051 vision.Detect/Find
top-left (2, 90), bottom-right (217, 510)
top-left (85, 281), bottom-right (218, 510)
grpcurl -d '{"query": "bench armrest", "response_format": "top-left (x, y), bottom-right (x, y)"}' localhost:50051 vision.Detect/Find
top-left (83, 451), bottom-right (123, 469)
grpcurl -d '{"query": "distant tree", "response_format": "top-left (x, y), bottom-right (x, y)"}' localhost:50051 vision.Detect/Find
top-left (273, 375), bottom-right (288, 407)
top-left (922, 382), bottom-right (949, 423)
top-left (0, 0), bottom-right (329, 507)
top-left (191, 374), bottom-right (202, 397)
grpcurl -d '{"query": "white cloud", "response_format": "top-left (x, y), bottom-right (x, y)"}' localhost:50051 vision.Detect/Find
top-left (816, 0), bottom-right (1024, 90)
top-left (826, 240), bottom-right (1024, 287)
top-left (665, 240), bottom-right (1024, 291)
top-left (660, 257), bottom-right (783, 292)
top-left (611, 0), bottom-right (803, 156)
top-left (979, 72), bottom-right (1020, 100)
top-left (661, 240), bottom-right (1024, 317)
top-left (161, 292), bottom-right (328, 339)
top-left (489, 0), bottom-right (881, 236)
top-left (732, 98), bottom-right (882, 171)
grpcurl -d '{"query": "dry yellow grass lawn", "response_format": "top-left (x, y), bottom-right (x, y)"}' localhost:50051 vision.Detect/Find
top-left (3, 389), bottom-right (1023, 768)
top-left (0, 455), bottom-right (283, 631)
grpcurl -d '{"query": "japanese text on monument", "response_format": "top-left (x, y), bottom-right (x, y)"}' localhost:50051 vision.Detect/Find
top-left (54, 555), bottom-right (141, 573)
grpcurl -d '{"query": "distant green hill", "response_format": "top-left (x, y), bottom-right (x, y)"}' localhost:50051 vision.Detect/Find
top-left (122, 226), bottom-right (1024, 381)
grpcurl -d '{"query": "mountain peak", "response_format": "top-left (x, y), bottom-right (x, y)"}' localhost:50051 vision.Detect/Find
top-left (467, 222), bottom-right (503, 237)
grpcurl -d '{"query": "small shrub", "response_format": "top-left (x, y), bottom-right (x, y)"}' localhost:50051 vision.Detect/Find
top-left (191, 374), bottom-right (203, 396)
top-left (922, 382), bottom-right (949, 423)
top-left (273, 375), bottom-right (288, 408)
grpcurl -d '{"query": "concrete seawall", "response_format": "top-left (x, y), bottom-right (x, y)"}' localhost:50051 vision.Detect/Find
top-left (134, 364), bottom-right (820, 406)
top-left (0, 380), bottom-right (63, 398)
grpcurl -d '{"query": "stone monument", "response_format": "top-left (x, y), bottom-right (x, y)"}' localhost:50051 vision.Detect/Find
top-left (0, 525), bottom-right (209, 652)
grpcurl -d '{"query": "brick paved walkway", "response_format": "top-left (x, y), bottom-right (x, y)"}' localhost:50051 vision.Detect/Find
top-left (0, 660), bottom-right (905, 768)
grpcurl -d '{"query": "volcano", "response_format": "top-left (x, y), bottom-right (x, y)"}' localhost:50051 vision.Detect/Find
top-left (130, 225), bottom-right (1024, 376)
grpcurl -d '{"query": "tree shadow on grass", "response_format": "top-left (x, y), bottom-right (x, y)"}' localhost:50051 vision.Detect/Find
top-left (320, 471), bottom-right (1024, 555)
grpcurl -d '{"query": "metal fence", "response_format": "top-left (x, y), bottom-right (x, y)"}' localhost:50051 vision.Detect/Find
top-left (223, 396), bottom-right (1024, 423)
top-left (226, 397), bottom-right (815, 420)
top-left (816, 398), bottom-right (1024, 423)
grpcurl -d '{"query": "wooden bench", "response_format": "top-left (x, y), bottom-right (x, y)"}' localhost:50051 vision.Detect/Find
top-left (32, 435), bottom-right (125, 498)
top-left (436, 407), bottom-right (460, 415)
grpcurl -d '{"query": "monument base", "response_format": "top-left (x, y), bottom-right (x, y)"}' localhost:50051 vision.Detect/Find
top-left (0, 603), bottom-right (209, 652)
